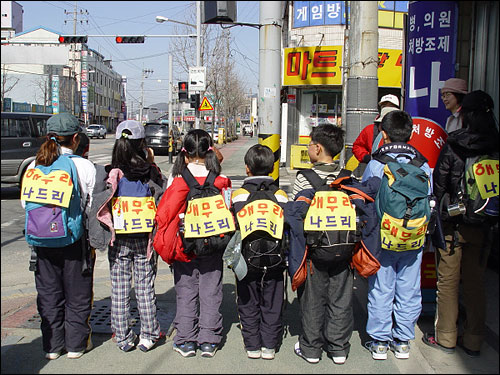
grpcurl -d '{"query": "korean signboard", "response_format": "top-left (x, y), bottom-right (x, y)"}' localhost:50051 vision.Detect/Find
top-left (51, 75), bottom-right (59, 114)
top-left (293, 1), bottom-right (347, 27)
top-left (404, 1), bottom-right (458, 128)
top-left (283, 46), bottom-right (403, 88)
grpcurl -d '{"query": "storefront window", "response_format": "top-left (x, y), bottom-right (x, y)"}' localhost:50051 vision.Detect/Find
top-left (298, 90), bottom-right (342, 142)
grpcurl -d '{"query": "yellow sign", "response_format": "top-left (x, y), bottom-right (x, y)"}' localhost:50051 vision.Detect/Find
top-left (304, 191), bottom-right (355, 231)
top-left (378, 48), bottom-right (403, 88)
top-left (21, 169), bottom-right (74, 207)
top-left (199, 97), bottom-right (214, 111)
top-left (283, 46), bottom-right (402, 88)
top-left (380, 213), bottom-right (428, 251)
top-left (283, 46), bottom-right (343, 86)
top-left (112, 196), bottom-right (156, 234)
top-left (184, 195), bottom-right (235, 238)
top-left (236, 199), bottom-right (284, 240)
top-left (472, 159), bottom-right (499, 199)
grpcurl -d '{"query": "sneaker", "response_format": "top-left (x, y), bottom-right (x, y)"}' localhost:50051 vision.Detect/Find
top-left (137, 338), bottom-right (158, 352)
top-left (67, 340), bottom-right (93, 359)
top-left (200, 343), bottom-right (218, 358)
top-left (390, 340), bottom-right (410, 359)
top-left (422, 333), bottom-right (455, 354)
top-left (45, 352), bottom-right (61, 360)
top-left (294, 341), bottom-right (320, 364)
top-left (173, 342), bottom-right (196, 358)
top-left (246, 349), bottom-right (261, 359)
top-left (332, 355), bottom-right (347, 365)
top-left (261, 347), bottom-right (275, 360)
top-left (365, 340), bottom-right (389, 360)
top-left (457, 337), bottom-right (480, 358)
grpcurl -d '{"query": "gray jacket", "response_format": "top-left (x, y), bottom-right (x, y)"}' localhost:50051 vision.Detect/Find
top-left (88, 164), bottom-right (167, 260)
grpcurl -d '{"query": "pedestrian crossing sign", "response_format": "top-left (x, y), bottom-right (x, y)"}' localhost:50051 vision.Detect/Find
top-left (199, 97), bottom-right (214, 111)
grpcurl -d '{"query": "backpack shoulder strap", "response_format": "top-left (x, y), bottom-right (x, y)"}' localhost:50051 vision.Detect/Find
top-left (297, 169), bottom-right (325, 190)
top-left (203, 170), bottom-right (217, 187)
top-left (181, 167), bottom-right (201, 189)
top-left (409, 155), bottom-right (426, 168)
top-left (373, 154), bottom-right (396, 165)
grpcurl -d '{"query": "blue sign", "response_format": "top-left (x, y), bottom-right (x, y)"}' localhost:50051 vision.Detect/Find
top-left (404, 1), bottom-right (458, 129)
top-left (294, 1), bottom-right (346, 28)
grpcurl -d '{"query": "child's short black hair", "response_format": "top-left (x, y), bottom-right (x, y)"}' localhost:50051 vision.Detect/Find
top-left (310, 124), bottom-right (345, 158)
top-left (244, 144), bottom-right (274, 176)
top-left (380, 110), bottom-right (413, 143)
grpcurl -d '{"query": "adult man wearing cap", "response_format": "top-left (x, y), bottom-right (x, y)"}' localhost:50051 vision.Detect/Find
top-left (440, 78), bottom-right (468, 133)
top-left (352, 95), bottom-right (400, 164)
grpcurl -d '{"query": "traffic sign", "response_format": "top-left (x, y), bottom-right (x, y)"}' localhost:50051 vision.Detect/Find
top-left (199, 97), bottom-right (214, 111)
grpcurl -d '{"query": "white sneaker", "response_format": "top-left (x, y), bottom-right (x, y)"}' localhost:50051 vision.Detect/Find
top-left (294, 341), bottom-right (320, 364)
top-left (332, 355), bottom-right (346, 364)
top-left (247, 349), bottom-right (261, 359)
top-left (137, 338), bottom-right (157, 352)
top-left (45, 352), bottom-right (61, 360)
top-left (67, 340), bottom-right (93, 359)
top-left (261, 347), bottom-right (275, 360)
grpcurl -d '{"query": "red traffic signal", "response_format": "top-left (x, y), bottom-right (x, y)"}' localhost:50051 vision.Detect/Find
top-left (178, 82), bottom-right (188, 102)
top-left (58, 35), bottom-right (88, 44)
top-left (115, 36), bottom-right (145, 44)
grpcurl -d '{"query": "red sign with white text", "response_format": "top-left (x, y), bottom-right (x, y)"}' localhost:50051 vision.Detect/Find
top-left (409, 117), bottom-right (448, 169)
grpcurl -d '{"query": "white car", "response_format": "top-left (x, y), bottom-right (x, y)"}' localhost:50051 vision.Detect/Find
top-left (86, 124), bottom-right (106, 139)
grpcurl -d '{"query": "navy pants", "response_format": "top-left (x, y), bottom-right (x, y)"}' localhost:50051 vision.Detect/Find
top-left (35, 239), bottom-right (94, 353)
top-left (236, 271), bottom-right (284, 351)
top-left (297, 259), bottom-right (353, 359)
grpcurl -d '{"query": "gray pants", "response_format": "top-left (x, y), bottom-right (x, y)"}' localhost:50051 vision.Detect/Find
top-left (172, 254), bottom-right (223, 345)
top-left (297, 259), bottom-right (353, 359)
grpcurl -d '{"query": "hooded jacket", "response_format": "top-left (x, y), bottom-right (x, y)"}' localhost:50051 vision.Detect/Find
top-left (433, 127), bottom-right (499, 223)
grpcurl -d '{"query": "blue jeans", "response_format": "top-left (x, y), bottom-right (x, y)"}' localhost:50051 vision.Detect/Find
top-left (366, 249), bottom-right (423, 342)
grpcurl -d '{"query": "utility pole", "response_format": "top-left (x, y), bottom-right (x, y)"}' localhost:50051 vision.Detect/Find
top-left (139, 68), bottom-right (153, 124)
top-left (345, 1), bottom-right (379, 174)
top-left (258, 1), bottom-right (283, 183)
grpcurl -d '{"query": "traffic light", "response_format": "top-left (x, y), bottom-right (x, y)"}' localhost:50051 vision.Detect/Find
top-left (58, 35), bottom-right (88, 44)
top-left (190, 94), bottom-right (200, 109)
top-left (115, 36), bottom-right (145, 44)
top-left (178, 82), bottom-right (188, 102)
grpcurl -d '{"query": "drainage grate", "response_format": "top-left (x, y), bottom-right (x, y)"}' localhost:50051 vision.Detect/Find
top-left (21, 299), bottom-right (175, 335)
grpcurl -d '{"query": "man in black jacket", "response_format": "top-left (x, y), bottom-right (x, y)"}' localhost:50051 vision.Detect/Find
top-left (423, 91), bottom-right (499, 357)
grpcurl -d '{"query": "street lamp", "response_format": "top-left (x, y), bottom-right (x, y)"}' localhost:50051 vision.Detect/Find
top-left (156, 1), bottom-right (202, 130)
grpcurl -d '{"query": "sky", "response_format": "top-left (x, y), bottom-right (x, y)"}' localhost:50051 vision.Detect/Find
top-left (17, 1), bottom-right (260, 109)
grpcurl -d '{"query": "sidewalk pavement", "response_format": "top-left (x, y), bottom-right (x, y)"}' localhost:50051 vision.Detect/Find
top-left (1, 144), bottom-right (498, 374)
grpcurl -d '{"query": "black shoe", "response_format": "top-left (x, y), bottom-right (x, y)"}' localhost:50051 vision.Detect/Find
top-left (200, 343), bottom-right (218, 358)
top-left (457, 338), bottom-right (480, 358)
top-left (422, 333), bottom-right (455, 354)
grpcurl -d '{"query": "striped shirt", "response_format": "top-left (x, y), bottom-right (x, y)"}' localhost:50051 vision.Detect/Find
top-left (292, 162), bottom-right (343, 197)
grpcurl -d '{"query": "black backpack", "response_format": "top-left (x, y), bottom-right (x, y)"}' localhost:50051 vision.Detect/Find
top-left (298, 169), bottom-right (373, 263)
top-left (237, 180), bottom-right (287, 274)
top-left (181, 167), bottom-right (235, 256)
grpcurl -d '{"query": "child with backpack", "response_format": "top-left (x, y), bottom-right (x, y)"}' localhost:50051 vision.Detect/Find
top-left (153, 129), bottom-right (233, 358)
top-left (228, 144), bottom-right (289, 360)
top-left (423, 90), bottom-right (499, 357)
top-left (291, 124), bottom-right (355, 365)
top-left (21, 113), bottom-right (96, 360)
top-left (89, 120), bottom-right (167, 353)
top-left (362, 110), bottom-right (433, 360)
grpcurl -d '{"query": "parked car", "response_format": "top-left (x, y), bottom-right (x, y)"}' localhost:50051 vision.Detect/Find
top-left (144, 122), bottom-right (182, 155)
top-left (1, 112), bottom-right (51, 185)
top-left (86, 124), bottom-right (106, 139)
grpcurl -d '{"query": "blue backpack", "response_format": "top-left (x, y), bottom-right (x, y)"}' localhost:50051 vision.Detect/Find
top-left (373, 150), bottom-right (431, 252)
top-left (23, 154), bottom-right (83, 248)
top-left (112, 175), bottom-right (156, 235)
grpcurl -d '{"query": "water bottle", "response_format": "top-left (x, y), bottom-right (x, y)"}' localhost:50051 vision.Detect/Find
top-left (178, 213), bottom-right (185, 235)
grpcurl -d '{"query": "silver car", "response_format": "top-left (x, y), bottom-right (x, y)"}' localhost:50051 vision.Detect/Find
top-left (86, 124), bottom-right (106, 139)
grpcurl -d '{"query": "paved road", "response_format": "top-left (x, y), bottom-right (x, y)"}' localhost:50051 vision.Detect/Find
top-left (1, 135), bottom-right (498, 373)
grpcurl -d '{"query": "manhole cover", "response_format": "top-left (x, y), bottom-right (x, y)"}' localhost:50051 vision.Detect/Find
top-left (21, 299), bottom-right (175, 335)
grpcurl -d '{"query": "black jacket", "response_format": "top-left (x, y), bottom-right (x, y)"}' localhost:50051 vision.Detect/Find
top-left (433, 127), bottom-right (499, 223)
